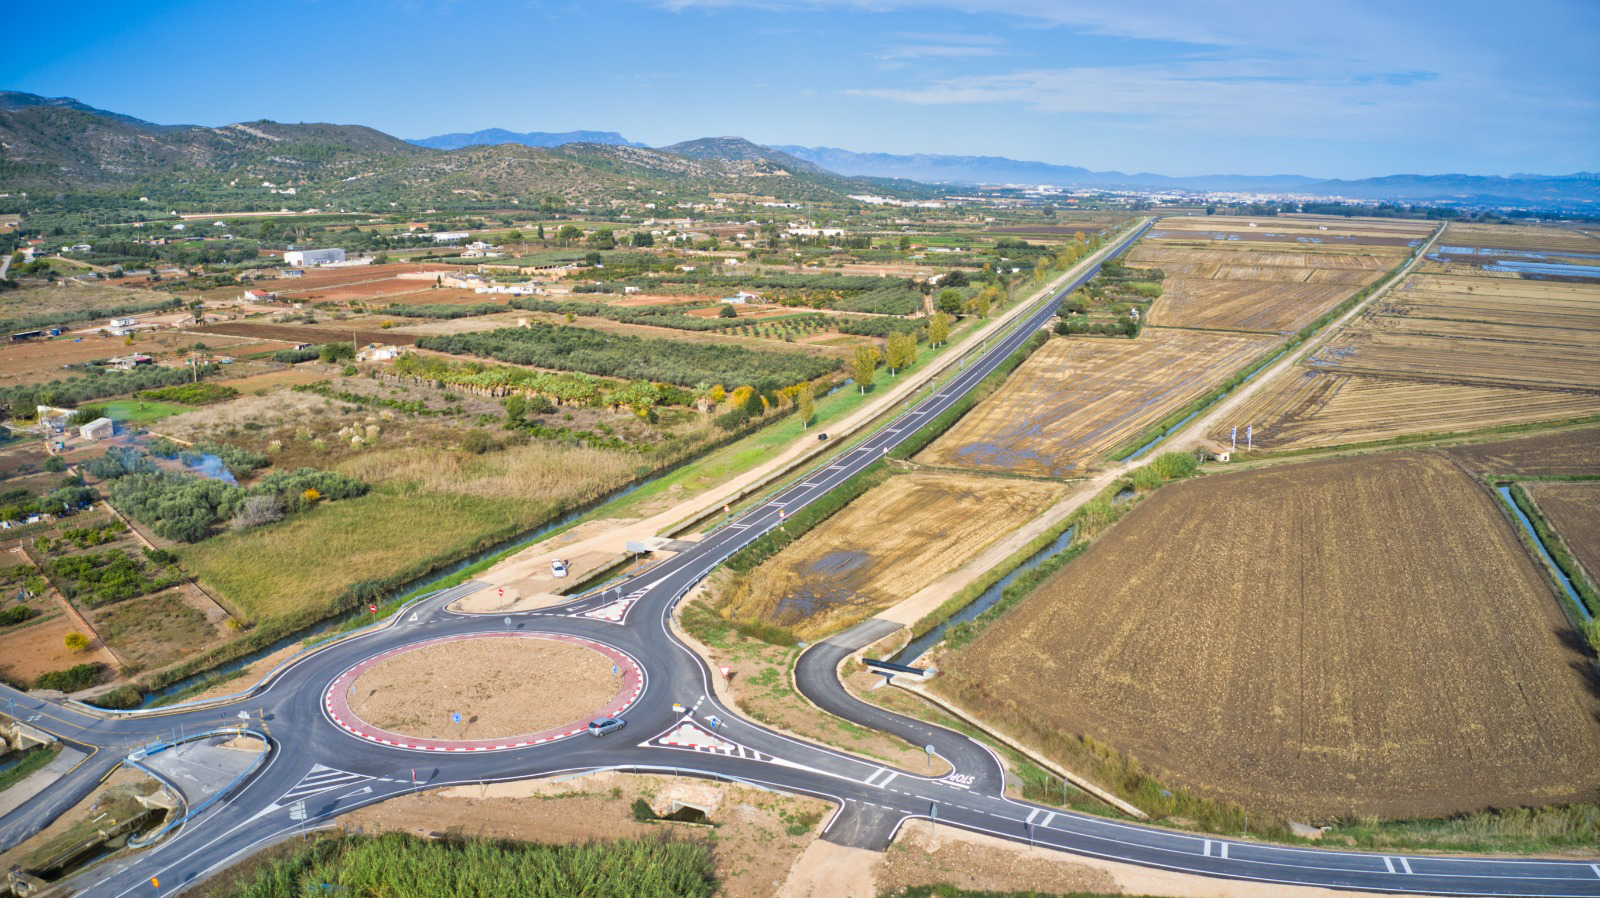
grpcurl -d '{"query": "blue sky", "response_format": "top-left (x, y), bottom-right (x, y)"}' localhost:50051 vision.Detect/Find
top-left (4, 0), bottom-right (1595, 178)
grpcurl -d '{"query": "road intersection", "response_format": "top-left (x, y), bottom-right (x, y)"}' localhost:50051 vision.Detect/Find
top-left (3, 219), bottom-right (1599, 896)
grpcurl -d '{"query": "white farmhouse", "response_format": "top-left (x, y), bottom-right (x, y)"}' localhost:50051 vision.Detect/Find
top-left (283, 248), bottom-right (346, 267)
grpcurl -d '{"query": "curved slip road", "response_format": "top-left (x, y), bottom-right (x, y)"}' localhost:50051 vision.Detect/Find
top-left (3, 217), bottom-right (1598, 896)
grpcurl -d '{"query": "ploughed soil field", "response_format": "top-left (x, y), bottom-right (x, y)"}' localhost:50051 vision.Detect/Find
top-left (722, 471), bottom-right (1062, 640)
top-left (1215, 223), bottom-right (1600, 451)
top-left (934, 452), bottom-right (1600, 819)
top-left (919, 329), bottom-right (1278, 476)
top-left (1525, 481), bottom-right (1600, 585)
top-left (1444, 427), bottom-right (1600, 478)
top-left (1128, 216), bottom-right (1433, 333)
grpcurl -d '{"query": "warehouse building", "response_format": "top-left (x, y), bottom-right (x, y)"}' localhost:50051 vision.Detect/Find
top-left (283, 248), bottom-right (346, 267)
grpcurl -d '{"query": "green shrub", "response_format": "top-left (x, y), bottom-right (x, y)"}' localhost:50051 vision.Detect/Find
top-left (33, 662), bottom-right (103, 692)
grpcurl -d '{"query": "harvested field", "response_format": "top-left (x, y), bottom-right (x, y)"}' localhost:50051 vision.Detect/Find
top-left (1218, 370), bottom-right (1600, 450)
top-left (194, 321), bottom-right (415, 346)
top-left (348, 635), bottom-right (620, 740)
top-left (1217, 225), bottom-right (1600, 449)
top-left (1445, 427), bottom-right (1600, 478)
top-left (1311, 317), bottom-right (1600, 392)
top-left (1525, 482), bottom-right (1600, 584)
top-left (920, 330), bottom-right (1279, 476)
top-left (1130, 216), bottom-right (1429, 333)
top-left (936, 453), bottom-right (1600, 819)
top-left (723, 472), bottom-right (1062, 639)
top-left (1442, 222), bottom-right (1600, 254)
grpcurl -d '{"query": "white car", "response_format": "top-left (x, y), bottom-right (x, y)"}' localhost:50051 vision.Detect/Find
top-left (551, 559), bottom-right (569, 578)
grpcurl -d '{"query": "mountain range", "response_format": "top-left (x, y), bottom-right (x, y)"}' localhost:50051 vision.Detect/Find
top-left (3, 91), bottom-right (1596, 209)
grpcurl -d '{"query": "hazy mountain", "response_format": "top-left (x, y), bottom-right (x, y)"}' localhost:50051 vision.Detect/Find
top-left (772, 145), bottom-right (1320, 192)
top-left (1305, 173), bottom-right (1600, 206)
top-left (409, 128), bottom-right (647, 150)
top-left (661, 137), bottom-right (831, 175)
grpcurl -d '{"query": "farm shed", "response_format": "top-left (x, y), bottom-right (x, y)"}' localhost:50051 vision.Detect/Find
top-left (79, 417), bottom-right (114, 440)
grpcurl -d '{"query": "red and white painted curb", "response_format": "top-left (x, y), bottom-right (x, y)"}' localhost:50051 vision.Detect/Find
top-left (323, 632), bottom-right (644, 752)
top-left (581, 597), bottom-right (636, 623)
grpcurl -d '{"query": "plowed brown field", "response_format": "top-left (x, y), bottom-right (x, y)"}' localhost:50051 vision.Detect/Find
top-left (919, 330), bottom-right (1279, 476)
top-left (1525, 481), bottom-right (1600, 585)
top-left (1445, 428), bottom-right (1600, 478)
top-left (723, 471), bottom-right (1062, 640)
top-left (936, 453), bottom-right (1600, 818)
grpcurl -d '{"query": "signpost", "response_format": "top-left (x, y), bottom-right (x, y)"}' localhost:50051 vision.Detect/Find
top-left (503, 616), bottom-right (512, 631)
top-left (368, 603), bottom-right (377, 622)
top-left (924, 744), bottom-right (935, 770)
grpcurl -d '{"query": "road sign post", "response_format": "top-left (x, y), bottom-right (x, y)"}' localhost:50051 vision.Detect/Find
top-left (925, 744), bottom-right (935, 770)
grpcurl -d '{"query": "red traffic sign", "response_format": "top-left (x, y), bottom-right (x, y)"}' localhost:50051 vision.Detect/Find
top-left (719, 665), bottom-right (731, 679)
top-left (369, 604), bottom-right (377, 613)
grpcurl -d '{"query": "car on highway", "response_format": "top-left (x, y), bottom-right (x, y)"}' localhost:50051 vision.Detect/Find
top-left (587, 717), bottom-right (626, 737)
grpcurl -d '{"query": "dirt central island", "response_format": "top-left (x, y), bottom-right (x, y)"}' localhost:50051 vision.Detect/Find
top-left (346, 635), bottom-right (624, 742)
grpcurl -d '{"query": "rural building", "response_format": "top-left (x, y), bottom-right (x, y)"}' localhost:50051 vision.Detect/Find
top-left (278, 268), bottom-right (304, 279)
top-left (283, 248), bottom-right (346, 267)
top-left (108, 317), bottom-right (138, 328)
top-left (79, 418), bottom-right (114, 441)
top-left (107, 354), bottom-right (153, 370)
top-left (432, 231), bottom-right (469, 243)
top-left (241, 288), bottom-right (279, 302)
top-left (357, 344), bottom-right (401, 362)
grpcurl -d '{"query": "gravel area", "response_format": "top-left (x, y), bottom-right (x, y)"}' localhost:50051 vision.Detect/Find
top-left (348, 636), bottom-right (621, 740)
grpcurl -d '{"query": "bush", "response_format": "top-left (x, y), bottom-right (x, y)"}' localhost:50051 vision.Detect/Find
top-left (0, 605), bottom-right (35, 628)
top-left (43, 455), bottom-right (67, 473)
top-left (33, 662), bottom-right (103, 693)
top-left (138, 383), bottom-right (239, 404)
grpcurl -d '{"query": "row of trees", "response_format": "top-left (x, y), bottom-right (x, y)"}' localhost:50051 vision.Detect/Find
top-left (416, 323), bottom-right (840, 393)
top-left (0, 365), bottom-right (221, 416)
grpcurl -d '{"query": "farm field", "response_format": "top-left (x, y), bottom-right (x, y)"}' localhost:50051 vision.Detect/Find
top-left (721, 471), bottom-right (1063, 640)
top-left (195, 321), bottom-right (416, 346)
top-left (934, 452), bottom-right (1600, 819)
top-left (919, 329), bottom-right (1279, 476)
top-left (1524, 481), bottom-right (1600, 585)
top-left (0, 331), bottom-right (258, 385)
top-left (1444, 427), bottom-right (1600, 478)
top-left (1129, 215), bottom-right (1432, 332)
top-left (1214, 371), bottom-right (1600, 451)
top-left (1215, 224), bottom-right (1600, 450)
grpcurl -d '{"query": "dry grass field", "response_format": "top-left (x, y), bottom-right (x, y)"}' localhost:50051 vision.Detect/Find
top-left (935, 452), bottom-right (1600, 819)
top-left (1129, 216), bottom-right (1432, 333)
top-left (1525, 481), bottom-right (1600, 584)
top-left (1214, 225), bottom-right (1600, 450)
top-left (1438, 222), bottom-right (1600, 254)
top-left (919, 330), bottom-right (1279, 476)
top-left (722, 471), bottom-right (1062, 639)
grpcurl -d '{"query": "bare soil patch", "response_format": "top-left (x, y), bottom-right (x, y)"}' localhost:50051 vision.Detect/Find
top-left (724, 471), bottom-right (1063, 639)
top-left (937, 452), bottom-right (1600, 819)
top-left (876, 821), bottom-right (1120, 897)
top-left (347, 636), bottom-right (621, 740)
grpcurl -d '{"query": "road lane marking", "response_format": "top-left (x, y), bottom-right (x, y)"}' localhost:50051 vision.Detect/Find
top-left (1219, 842), bottom-right (1228, 859)
top-left (1590, 863), bottom-right (1600, 879)
top-left (862, 768), bottom-right (885, 786)
top-left (1203, 840), bottom-right (1212, 857)
top-left (1397, 857), bottom-right (1413, 874)
top-left (1042, 812), bottom-right (1055, 828)
top-left (1026, 809), bottom-right (1040, 825)
top-left (1383, 857), bottom-right (1395, 874)
top-left (879, 771), bottom-right (897, 788)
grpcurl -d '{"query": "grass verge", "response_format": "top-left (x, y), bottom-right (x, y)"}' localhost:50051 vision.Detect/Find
top-left (0, 743), bottom-right (62, 795)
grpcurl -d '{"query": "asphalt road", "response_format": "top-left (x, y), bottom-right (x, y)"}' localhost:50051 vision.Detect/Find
top-left (3, 218), bottom-right (1598, 897)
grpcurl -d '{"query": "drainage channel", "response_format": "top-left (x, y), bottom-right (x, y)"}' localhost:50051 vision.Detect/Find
top-left (1497, 486), bottom-right (1591, 622)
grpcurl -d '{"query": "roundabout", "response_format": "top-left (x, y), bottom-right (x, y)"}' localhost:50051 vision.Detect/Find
top-left (322, 632), bottom-right (645, 752)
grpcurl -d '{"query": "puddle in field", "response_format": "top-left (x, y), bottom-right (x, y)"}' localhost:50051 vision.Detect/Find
top-left (776, 550), bottom-right (875, 622)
